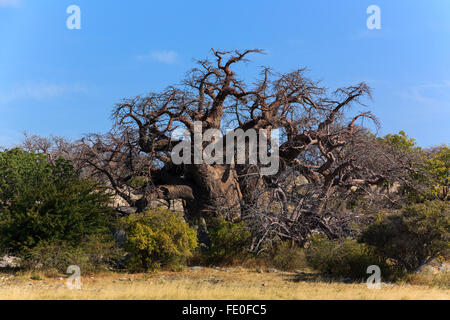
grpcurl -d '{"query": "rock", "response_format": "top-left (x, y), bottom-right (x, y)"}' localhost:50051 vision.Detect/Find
top-left (191, 266), bottom-right (204, 272)
top-left (417, 265), bottom-right (439, 274)
top-left (256, 269), bottom-right (263, 273)
top-left (381, 282), bottom-right (395, 288)
top-left (267, 268), bottom-right (277, 273)
top-left (415, 261), bottom-right (450, 274)
top-left (0, 255), bottom-right (21, 268)
top-left (116, 207), bottom-right (137, 216)
top-left (119, 278), bottom-right (128, 281)
top-left (343, 278), bottom-right (352, 284)
top-left (113, 229), bottom-right (127, 245)
top-left (438, 263), bottom-right (450, 272)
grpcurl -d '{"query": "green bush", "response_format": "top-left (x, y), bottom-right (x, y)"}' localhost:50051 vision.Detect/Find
top-left (305, 237), bottom-right (396, 280)
top-left (268, 241), bottom-right (307, 271)
top-left (22, 234), bottom-right (122, 273)
top-left (203, 217), bottom-right (251, 265)
top-left (424, 145), bottom-right (449, 201)
top-left (0, 149), bottom-right (114, 254)
top-left (360, 201), bottom-right (450, 272)
top-left (122, 208), bottom-right (198, 271)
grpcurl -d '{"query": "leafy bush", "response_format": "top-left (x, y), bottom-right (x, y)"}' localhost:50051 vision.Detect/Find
top-left (0, 149), bottom-right (114, 254)
top-left (305, 237), bottom-right (396, 280)
top-left (268, 241), bottom-right (307, 271)
top-left (202, 217), bottom-right (251, 265)
top-left (22, 235), bottom-right (122, 273)
top-left (360, 201), bottom-right (450, 272)
top-left (424, 145), bottom-right (450, 201)
top-left (122, 208), bottom-right (197, 271)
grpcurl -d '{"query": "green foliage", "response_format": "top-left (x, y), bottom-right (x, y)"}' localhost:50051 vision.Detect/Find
top-left (380, 133), bottom-right (449, 202)
top-left (0, 149), bottom-right (114, 254)
top-left (129, 176), bottom-right (147, 189)
top-left (268, 241), bottom-right (307, 271)
top-left (426, 145), bottom-right (450, 183)
top-left (122, 208), bottom-right (198, 271)
top-left (424, 145), bottom-right (450, 200)
top-left (377, 131), bottom-right (449, 203)
top-left (360, 201), bottom-right (450, 272)
top-left (376, 131), bottom-right (424, 203)
top-left (306, 237), bottom-right (396, 280)
top-left (22, 234), bottom-right (122, 273)
top-left (379, 131), bottom-right (419, 152)
top-left (203, 217), bottom-right (251, 265)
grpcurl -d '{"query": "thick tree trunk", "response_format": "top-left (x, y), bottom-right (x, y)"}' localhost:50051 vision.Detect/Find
top-left (183, 163), bottom-right (242, 221)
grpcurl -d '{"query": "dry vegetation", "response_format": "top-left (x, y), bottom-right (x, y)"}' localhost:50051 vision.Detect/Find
top-left (0, 268), bottom-right (448, 300)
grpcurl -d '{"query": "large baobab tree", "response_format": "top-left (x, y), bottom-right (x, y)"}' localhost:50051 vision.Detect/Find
top-left (76, 49), bottom-right (416, 245)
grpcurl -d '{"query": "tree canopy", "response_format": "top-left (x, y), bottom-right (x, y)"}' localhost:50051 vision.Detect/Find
top-left (0, 148), bottom-right (113, 253)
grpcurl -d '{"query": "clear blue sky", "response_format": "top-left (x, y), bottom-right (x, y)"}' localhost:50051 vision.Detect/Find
top-left (1, 0), bottom-right (449, 147)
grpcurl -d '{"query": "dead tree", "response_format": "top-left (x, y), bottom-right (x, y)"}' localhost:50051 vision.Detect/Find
top-left (75, 49), bottom-right (417, 245)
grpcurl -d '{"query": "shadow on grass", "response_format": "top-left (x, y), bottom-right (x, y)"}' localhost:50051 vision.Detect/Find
top-left (0, 267), bottom-right (19, 275)
top-left (285, 271), bottom-right (358, 284)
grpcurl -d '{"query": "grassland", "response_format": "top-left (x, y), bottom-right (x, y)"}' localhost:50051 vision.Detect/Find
top-left (0, 267), bottom-right (449, 300)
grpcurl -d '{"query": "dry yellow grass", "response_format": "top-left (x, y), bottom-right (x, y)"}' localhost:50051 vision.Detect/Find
top-left (0, 268), bottom-right (448, 300)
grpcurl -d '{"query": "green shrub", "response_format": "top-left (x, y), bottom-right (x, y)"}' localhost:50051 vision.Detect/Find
top-left (305, 237), bottom-right (396, 280)
top-left (203, 217), bottom-right (251, 265)
top-left (268, 241), bottom-right (307, 271)
top-left (0, 149), bottom-right (114, 254)
top-left (360, 201), bottom-right (450, 272)
top-left (22, 234), bottom-right (122, 273)
top-left (122, 208), bottom-right (197, 271)
top-left (424, 145), bottom-right (449, 201)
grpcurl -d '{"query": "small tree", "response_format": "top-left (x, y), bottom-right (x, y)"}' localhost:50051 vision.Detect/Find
top-left (122, 208), bottom-right (198, 271)
top-left (0, 148), bottom-right (114, 254)
top-left (425, 145), bottom-right (450, 200)
top-left (203, 217), bottom-right (251, 265)
top-left (360, 201), bottom-right (450, 272)
top-left (305, 237), bottom-right (394, 280)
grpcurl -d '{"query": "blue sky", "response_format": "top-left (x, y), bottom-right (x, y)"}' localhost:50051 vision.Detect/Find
top-left (0, 0), bottom-right (449, 147)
